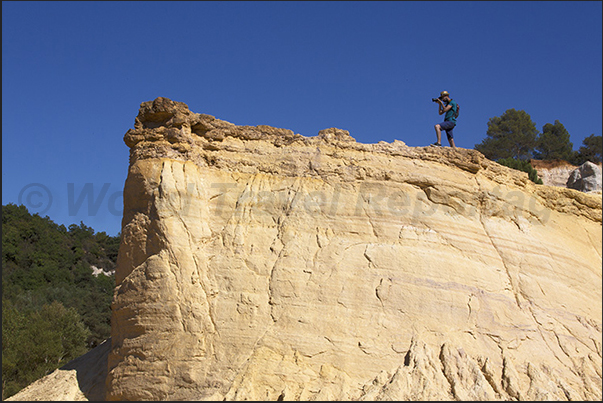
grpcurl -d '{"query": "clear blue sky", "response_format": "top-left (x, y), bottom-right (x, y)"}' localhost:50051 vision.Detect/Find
top-left (3, 1), bottom-right (601, 236)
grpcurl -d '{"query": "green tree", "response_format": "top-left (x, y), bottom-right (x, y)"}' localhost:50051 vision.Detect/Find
top-left (534, 120), bottom-right (574, 161)
top-left (571, 134), bottom-right (602, 165)
top-left (2, 300), bottom-right (90, 399)
top-left (475, 109), bottom-right (539, 160)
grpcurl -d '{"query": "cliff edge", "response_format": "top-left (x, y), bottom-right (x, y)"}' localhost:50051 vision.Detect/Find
top-left (8, 97), bottom-right (602, 401)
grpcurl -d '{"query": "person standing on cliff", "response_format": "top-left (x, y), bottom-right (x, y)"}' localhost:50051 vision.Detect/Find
top-left (432, 90), bottom-right (457, 148)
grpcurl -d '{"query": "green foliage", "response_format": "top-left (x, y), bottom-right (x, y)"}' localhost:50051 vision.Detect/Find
top-left (571, 134), bottom-right (602, 165)
top-left (475, 109), bottom-right (600, 168)
top-left (497, 157), bottom-right (543, 184)
top-left (534, 120), bottom-right (574, 161)
top-left (2, 203), bottom-right (119, 399)
top-left (475, 109), bottom-right (539, 160)
top-left (2, 300), bottom-right (90, 399)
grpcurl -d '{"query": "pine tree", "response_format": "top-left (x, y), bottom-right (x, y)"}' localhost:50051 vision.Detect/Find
top-left (533, 120), bottom-right (574, 161)
top-left (572, 134), bottom-right (602, 165)
top-left (475, 109), bottom-right (539, 160)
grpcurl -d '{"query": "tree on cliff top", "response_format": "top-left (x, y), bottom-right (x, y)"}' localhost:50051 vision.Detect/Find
top-left (533, 120), bottom-right (574, 161)
top-left (475, 108), bottom-right (539, 160)
top-left (572, 134), bottom-right (602, 165)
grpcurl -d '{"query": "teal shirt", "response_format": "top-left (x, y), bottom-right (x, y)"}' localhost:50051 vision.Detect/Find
top-left (444, 99), bottom-right (457, 123)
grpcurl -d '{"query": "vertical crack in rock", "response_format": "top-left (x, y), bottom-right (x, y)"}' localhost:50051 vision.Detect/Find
top-left (267, 178), bottom-right (304, 322)
top-left (478, 214), bottom-right (523, 308)
top-left (474, 178), bottom-right (524, 310)
top-left (362, 244), bottom-right (374, 266)
top-left (478, 356), bottom-right (504, 397)
top-left (585, 226), bottom-right (603, 260)
top-left (360, 196), bottom-right (379, 238)
top-left (501, 355), bottom-right (523, 400)
top-left (374, 278), bottom-right (385, 308)
top-left (467, 293), bottom-right (474, 320)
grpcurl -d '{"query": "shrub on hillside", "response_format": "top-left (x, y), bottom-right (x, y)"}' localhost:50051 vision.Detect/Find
top-left (497, 157), bottom-right (543, 184)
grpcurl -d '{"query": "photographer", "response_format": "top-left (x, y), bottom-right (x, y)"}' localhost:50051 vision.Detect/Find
top-left (432, 91), bottom-right (457, 148)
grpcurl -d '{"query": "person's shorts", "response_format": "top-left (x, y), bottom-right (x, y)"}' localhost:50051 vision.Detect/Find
top-left (439, 121), bottom-right (456, 139)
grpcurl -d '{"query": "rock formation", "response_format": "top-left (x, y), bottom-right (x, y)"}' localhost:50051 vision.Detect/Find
top-left (567, 161), bottom-right (602, 193)
top-left (8, 97), bottom-right (602, 401)
top-left (530, 159), bottom-right (602, 193)
top-left (529, 159), bottom-right (579, 188)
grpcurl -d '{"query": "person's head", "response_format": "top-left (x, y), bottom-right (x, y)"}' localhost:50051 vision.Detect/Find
top-left (440, 90), bottom-right (450, 102)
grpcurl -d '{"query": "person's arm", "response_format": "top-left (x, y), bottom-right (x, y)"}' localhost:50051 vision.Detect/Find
top-left (437, 99), bottom-right (452, 115)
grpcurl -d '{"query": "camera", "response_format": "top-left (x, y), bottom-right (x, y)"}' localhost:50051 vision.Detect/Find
top-left (432, 97), bottom-right (441, 102)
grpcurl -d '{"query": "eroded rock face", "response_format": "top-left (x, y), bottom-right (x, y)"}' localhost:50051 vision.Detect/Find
top-left (101, 98), bottom-right (602, 400)
top-left (11, 97), bottom-right (600, 401)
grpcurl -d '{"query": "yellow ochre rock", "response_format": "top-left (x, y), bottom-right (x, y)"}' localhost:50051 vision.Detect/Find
top-left (9, 97), bottom-right (601, 401)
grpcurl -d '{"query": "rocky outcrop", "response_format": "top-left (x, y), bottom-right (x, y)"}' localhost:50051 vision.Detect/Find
top-left (530, 159), bottom-right (602, 193)
top-left (567, 161), bottom-right (602, 193)
top-left (8, 97), bottom-right (602, 401)
top-left (530, 159), bottom-right (579, 188)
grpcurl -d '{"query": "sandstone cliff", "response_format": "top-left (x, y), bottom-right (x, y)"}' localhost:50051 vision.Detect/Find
top-left (8, 97), bottom-right (602, 401)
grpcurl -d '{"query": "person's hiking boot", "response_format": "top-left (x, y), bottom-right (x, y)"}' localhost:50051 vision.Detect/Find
top-left (431, 142), bottom-right (441, 147)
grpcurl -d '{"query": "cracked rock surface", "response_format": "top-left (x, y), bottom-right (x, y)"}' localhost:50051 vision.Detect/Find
top-left (8, 97), bottom-right (601, 401)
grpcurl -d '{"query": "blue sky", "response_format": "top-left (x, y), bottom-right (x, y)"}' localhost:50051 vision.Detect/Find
top-left (2, 1), bottom-right (601, 236)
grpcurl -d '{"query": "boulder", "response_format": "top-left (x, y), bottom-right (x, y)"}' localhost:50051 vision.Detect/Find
top-left (566, 161), bottom-right (602, 193)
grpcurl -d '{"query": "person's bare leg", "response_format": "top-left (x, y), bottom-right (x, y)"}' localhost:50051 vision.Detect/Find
top-left (434, 124), bottom-right (442, 145)
top-left (449, 137), bottom-right (456, 148)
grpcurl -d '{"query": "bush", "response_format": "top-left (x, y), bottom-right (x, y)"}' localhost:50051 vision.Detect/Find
top-left (2, 300), bottom-right (90, 399)
top-left (497, 157), bottom-right (543, 184)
